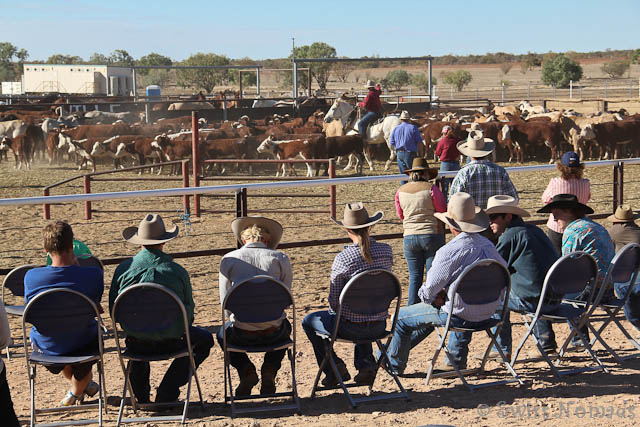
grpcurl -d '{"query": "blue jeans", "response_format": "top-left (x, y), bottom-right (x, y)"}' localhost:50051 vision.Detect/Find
top-left (615, 278), bottom-right (640, 331)
top-left (357, 111), bottom-right (381, 141)
top-left (439, 160), bottom-right (460, 201)
top-left (396, 150), bottom-right (416, 185)
top-left (302, 311), bottom-right (386, 374)
top-left (494, 295), bottom-right (558, 354)
top-left (403, 234), bottom-right (445, 306)
top-left (126, 326), bottom-right (214, 403)
top-left (385, 303), bottom-right (492, 374)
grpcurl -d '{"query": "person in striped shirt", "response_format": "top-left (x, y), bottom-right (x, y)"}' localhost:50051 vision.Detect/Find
top-left (541, 151), bottom-right (591, 254)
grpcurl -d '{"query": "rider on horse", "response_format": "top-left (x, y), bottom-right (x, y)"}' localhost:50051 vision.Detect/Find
top-left (357, 80), bottom-right (383, 141)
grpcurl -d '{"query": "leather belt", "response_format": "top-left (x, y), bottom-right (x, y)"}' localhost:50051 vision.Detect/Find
top-left (237, 326), bottom-right (279, 336)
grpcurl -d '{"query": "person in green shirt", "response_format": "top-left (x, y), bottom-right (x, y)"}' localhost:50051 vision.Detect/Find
top-left (110, 214), bottom-right (214, 404)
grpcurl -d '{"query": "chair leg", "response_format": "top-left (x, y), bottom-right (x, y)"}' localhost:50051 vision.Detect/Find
top-left (310, 341), bottom-right (330, 400)
top-left (375, 339), bottom-right (410, 400)
top-left (485, 330), bottom-right (522, 384)
top-left (570, 319), bottom-right (609, 374)
top-left (287, 348), bottom-right (302, 414)
top-left (225, 353), bottom-right (237, 418)
top-left (181, 366), bottom-right (192, 425)
top-left (425, 327), bottom-right (448, 385)
top-left (587, 320), bottom-right (624, 363)
top-left (327, 353), bottom-right (356, 407)
top-left (189, 355), bottom-right (204, 407)
top-left (116, 362), bottom-right (130, 427)
top-left (98, 362), bottom-right (103, 427)
top-left (30, 366), bottom-right (36, 427)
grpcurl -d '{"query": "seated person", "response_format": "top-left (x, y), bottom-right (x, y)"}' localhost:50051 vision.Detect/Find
top-left (218, 216), bottom-right (293, 396)
top-left (303, 203), bottom-right (392, 386)
top-left (485, 195), bottom-right (560, 359)
top-left (24, 221), bottom-right (103, 406)
top-left (46, 238), bottom-right (91, 266)
top-left (110, 214), bottom-right (214, 404)
top-left (385, 193), bottom-right (507, 374)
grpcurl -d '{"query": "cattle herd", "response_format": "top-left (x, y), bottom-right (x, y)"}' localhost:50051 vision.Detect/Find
top-left (0, 98), bottom-right (639, 178)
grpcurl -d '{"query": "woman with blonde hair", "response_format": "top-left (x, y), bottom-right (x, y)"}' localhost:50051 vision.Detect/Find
top-left (302, 203), bottom-right (392, 387)
top-left (541, 151), bottom-right (591, 254)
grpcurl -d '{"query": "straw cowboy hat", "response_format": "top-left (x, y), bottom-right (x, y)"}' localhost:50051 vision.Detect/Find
top-left (403, 157), bottom-right (439, 180)
top-left (331, 202), bottom-right (383, 229)
top-left (231, 216), bottom-right (283, 249)
top-left (485, 195), bottom-right (531, 217)
top-left (434, 192), bottom-right (489, 233)
top-left (607, 205), bottom-right (639, 223)
top-left (365, 80), bottom-right (376, 89)
top-left (456, 129), bottom-right (495, 157)
top-left (537, 193), bottom-right (594, 215)
top-left (399, 111), bottom-right (412, 120)
top-left (123, 214), bottom-right (179, 245)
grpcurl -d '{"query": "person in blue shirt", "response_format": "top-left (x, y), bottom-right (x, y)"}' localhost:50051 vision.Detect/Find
top-left (389, 111), bottom-right (423, 184)
top-left (24, 221), bottom-right (104, 407)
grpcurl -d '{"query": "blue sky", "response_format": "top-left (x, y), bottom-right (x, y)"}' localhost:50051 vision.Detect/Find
top-left (4, 0), bottom-right (639, 62)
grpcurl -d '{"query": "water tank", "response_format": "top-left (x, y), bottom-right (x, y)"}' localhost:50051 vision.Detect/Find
top-left (146, 85), bottom-right (161, 97)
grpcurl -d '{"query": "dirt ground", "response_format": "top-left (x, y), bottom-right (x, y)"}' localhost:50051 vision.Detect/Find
top-left (1, 155), bottom-right (640, 426)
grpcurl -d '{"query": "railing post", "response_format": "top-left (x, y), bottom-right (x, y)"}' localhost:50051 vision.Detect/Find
top-left (84, 175), bottom-right (92, 220)
top-left (43, 188), bottom-right (50, 220)
top-left (329, 159), bottom-right (336, 219)
top-left (242, 187), bottom-right (248, 216)
top-left (192, 112), bottom-right (201, 217)
top-left (182, 160), bottom-right (190, 215)
top-left (615, 161), bottom-right (624, 212)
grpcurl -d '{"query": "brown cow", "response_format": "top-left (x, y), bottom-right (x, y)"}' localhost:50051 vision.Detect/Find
top-left (590, 119), bottom-right (640, 160)
top-left (0, 135), bottom-right (33, 169)
top-left (500, 119), bottom-right (563, 163)
top-left (256, 135), bottom-right (324, 177)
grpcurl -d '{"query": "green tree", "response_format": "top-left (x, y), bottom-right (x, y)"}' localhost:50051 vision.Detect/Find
top-left (290, 42), bottom-right (337, 91)
top-left (0, 42), bottom-right (28, 80)
top-left (136, 52), bottom-right (172, 75)
top-left (229, 57), bottom-right (258, 88)
top-left (88, 53), bottom-right (110, 64)
top-left (631, 49), bottom-right (640, 64)
top-left (601, 60), bottom-right (630, 78)
top-left (109, 49), bottom-right (134, 67)
top-left (46, 54), bottom-right (84, 64)
top-left (541, 54), bottom-right (583, 88)
top-left (177, 53), bottom-right (230, 93)
top-left (381, 69), bottom-right (410, 91)
top-left (443, 70), bottom-right (473, 91)
top-left (409, 73), bottom-right (436, 92)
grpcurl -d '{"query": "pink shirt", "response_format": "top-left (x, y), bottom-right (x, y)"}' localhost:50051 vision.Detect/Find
top-left (541, 177), bottom-right (591, 233)
top-left (395, 185), bottom-right (446, 220)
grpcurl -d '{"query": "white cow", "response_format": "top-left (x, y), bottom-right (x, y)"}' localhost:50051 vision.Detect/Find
top-left (518, 100), bottom-right (546, 115)
top-left (0, 120), bottom-right (27, 141)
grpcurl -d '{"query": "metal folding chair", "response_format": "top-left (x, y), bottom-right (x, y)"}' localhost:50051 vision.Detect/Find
top-left (77, 255), bottom-right (104, 271)
top-left (111, 283), bottom-right (204, 426)
top-left (3, 264), bottom-right (42, 360)
top-left (583, 243), bottom-right (640, 363)
top-left (309, 269), bottom-right (410, 408)
top-left (22, 288), bottom-right (107, 427)
top-left (222, 275), bottom-right (301, 418)
top-left (511, 251), bottom-right (608, 377)
top-left (425, 259), bottom-right (523, 391)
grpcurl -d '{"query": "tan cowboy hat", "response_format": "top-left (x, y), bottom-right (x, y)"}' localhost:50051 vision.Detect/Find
top-left (399, 111), bottom-right (411, 120)
top-left (123, 214), bottom-right (179, 245)
top-left (465, 122), bottom-right (481, 132)
top-left (231, 216), bottom-right (283, 249)
top-left (365, 80), bottom-right (376, 89)
top-left (456, 129), bottom-right (495, 157)
top-left (485, 195), bottom-right (531, 217)
top-left (331, 202), bottom-right (383, 229)
top-left (404, 157), bottom-right (439, 180)
top-left (434, 192), bottom-right (489, 233)
top-left (607, 205), bottom-right (639, 223)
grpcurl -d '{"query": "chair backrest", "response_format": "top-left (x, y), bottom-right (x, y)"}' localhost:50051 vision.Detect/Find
top-left (607, 243), bottom-right (640, 285)
top-left (77, 255), bottom-right (104, 271)
top-left (223, 275), bottom-right (293, 323)
top-left (22, 288), bottom-right (101, 340)
top-left (112, 283), bottom-right (187, 336)
top-left (450, 259), bottom-right (510, 305)
top-left (2, 264), bottom-right (41, 298)
top-left (338, 269), bottom-right (401, 316)
top-left (544, 251), bottom-right (598, 296)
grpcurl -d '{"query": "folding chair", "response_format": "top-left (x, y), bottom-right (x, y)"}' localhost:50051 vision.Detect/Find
top-left (22, 288), bottom-right (107, 427)
top-left (77, 255), bottom-right (104, 271)
top-left (309, 269), bottom-right (410, 408)
top-left (222, 275), bottom-right (301, 417)
top-left (3, 264), bottom-right (42, 360)
top-left (425, 259), bottom-right (523, 391)
top-left (111, 283), bottom-right (204, 426)
top-left (582, 243), bottom-right (640, 363)
top-left (511, 251), bottom-right (608, 377)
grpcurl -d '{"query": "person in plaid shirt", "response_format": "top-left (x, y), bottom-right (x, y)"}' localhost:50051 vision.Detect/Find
top-left (302, 203), bottom-right (392, 387)
top-left (448, 130), bottom-right (518, 210)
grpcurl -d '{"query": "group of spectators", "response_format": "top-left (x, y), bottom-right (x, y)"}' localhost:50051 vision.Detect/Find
top-left (2, 124), bottom-right (640, 425)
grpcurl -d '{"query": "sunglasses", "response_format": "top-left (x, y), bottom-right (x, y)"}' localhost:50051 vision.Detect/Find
top-left (489, 213), bottom-right (505, 221)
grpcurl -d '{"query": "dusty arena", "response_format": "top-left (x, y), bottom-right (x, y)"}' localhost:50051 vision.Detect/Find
top-left (2, 154), bottom-right (640, 426)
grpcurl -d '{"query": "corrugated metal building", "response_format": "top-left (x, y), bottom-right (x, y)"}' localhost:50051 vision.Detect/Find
top-left (22, 64), bottom-right (133, 95)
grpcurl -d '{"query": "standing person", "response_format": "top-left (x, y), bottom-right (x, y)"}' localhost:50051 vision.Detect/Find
top-left (218, 216), bottom-right (293, 396)
top-left (302, 203), bottom-right (392, 386)
top-left (395, 157), bottom-right (446, 305)
top-left (110, 214), bottom-right (214, 404)
top-left (357, 80), bottom-right (383, 141)
top-left (541, 151), bottom-right (591, 254)
top-left (0, 304), bottom-right (20, 426)
top-left (435, 125), bottom-right (461, 198)
top-left (24, 221), bottom-right (103, 406)
top-left (389, 111), bottom-right (423, 183)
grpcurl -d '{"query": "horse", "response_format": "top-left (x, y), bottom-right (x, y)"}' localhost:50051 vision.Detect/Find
top-left (323, 95), bottom-right (401, 171)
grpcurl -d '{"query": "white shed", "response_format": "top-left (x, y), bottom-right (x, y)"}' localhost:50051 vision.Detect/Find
top-left (22, 64), bottom-right (133, 95)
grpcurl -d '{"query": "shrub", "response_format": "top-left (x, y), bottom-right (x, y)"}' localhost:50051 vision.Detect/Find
top-left (442, 70), bottom-right (473, 91)
top-left (541, 54), bottom-right (583, 88)
top-left (601, 60), bottom-right (630, 78)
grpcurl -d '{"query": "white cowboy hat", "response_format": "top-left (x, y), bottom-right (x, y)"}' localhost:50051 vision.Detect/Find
top-left (365, 80), bottom-right (376, 89)
top-left (331, 202), bottom-right (383, 229)
top-left (485, 195), bottom-right (531, 217)
top-left (231, 216), bottom-right (283, 249)
top-left (456, 129), bottom-right (495, 157)
top-left (399, 111), bottom-right (412, 120)
top-left (123, 214), bottom-right (179, 245)
top-left (434, 192), bottom-right (489, 233)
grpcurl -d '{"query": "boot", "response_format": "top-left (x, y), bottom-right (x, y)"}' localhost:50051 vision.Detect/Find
top-left (260, 364), bottom-right (278, 395)
top-left (235, 364), bottom-right (259, 397)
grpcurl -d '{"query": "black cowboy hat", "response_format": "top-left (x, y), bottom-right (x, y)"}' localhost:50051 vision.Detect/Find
top-left (537, 193), bottom-right (594, 215)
